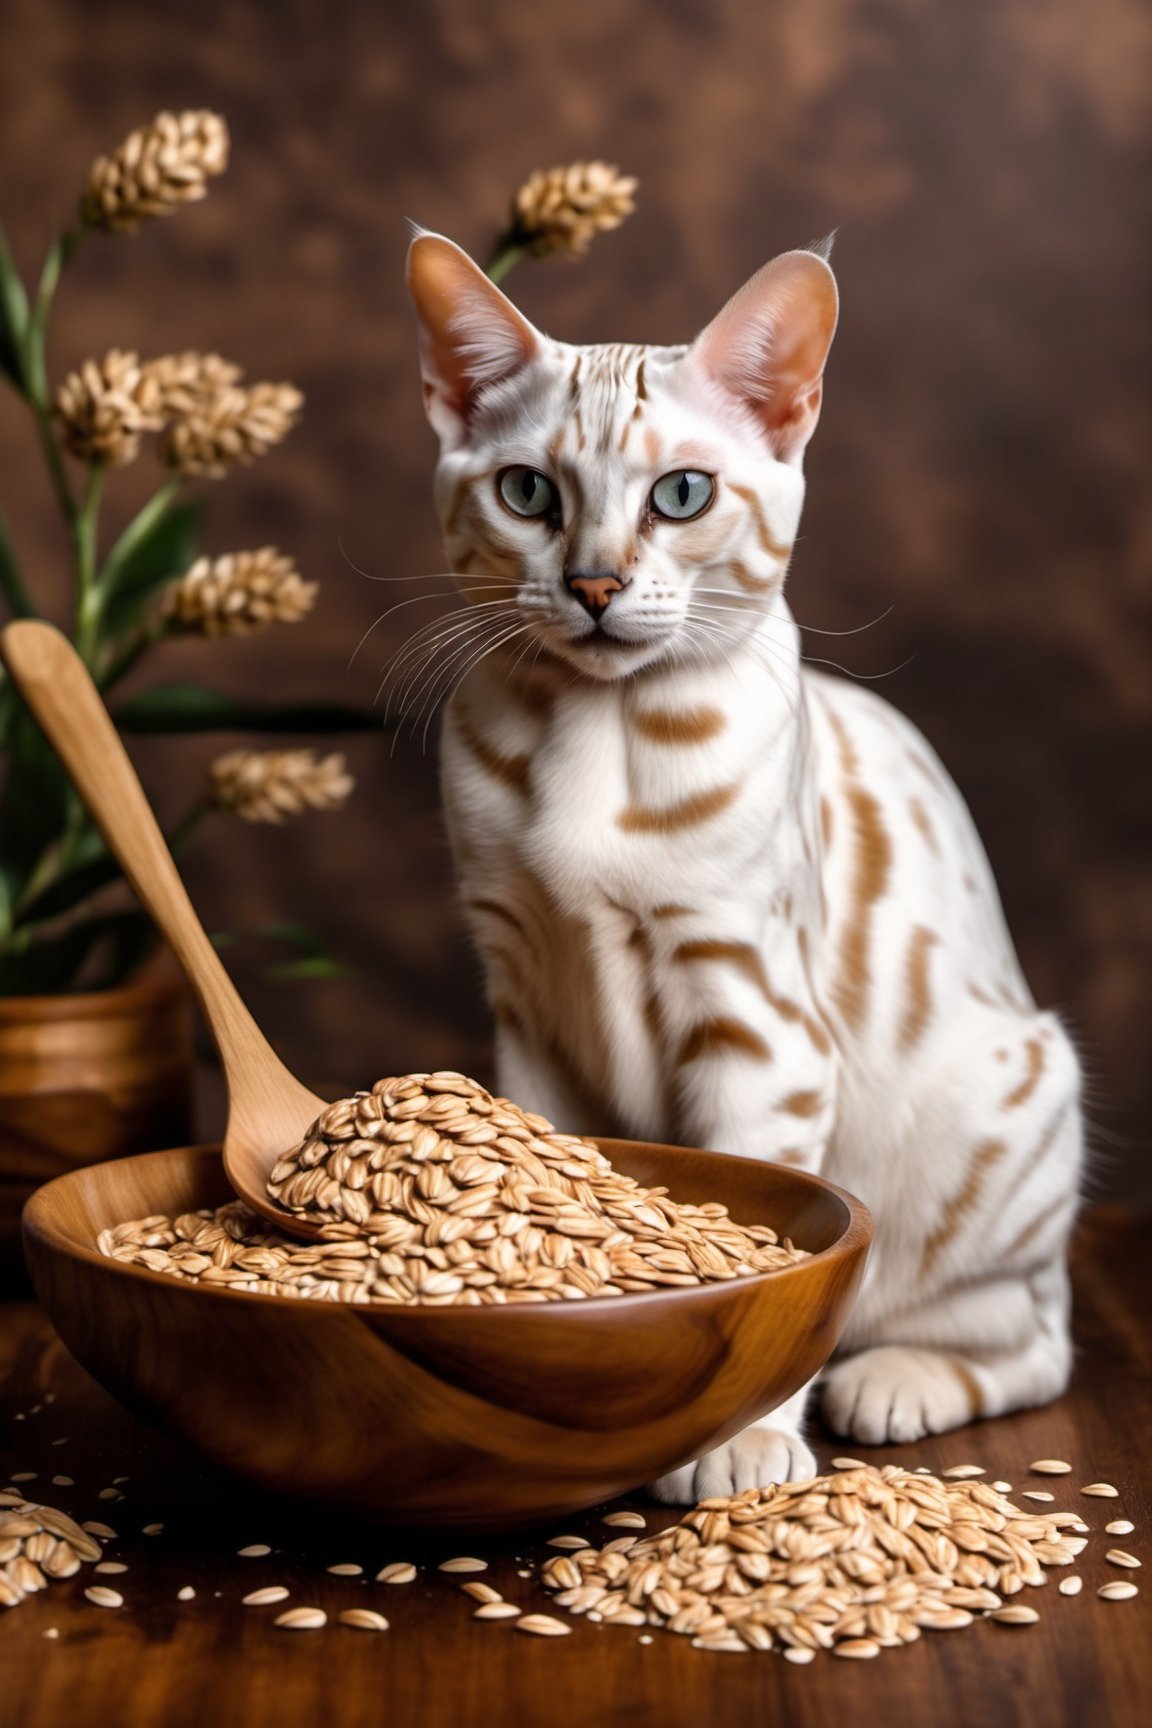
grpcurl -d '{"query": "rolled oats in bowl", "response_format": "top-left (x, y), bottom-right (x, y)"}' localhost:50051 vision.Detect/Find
top-left (99, 1071), bottom-right (809, 1305)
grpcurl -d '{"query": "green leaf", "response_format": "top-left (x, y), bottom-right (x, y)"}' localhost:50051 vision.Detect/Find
top-left (0, 220), bottom-right (30, 391)
top-left (0, 909), bottom-right (153, 995)
top-left (114, 683), bottom-right (386, 734)
top-left (100, 496), bottom-right (203, 636)
top-left (0, 704), bottom-right (71, 889)
top-left (14, 848), bottom-right (122, 928)
top-left (0, 509), bottom-right (33, 620)
top-left (211, 919), bottom-right (350, 982)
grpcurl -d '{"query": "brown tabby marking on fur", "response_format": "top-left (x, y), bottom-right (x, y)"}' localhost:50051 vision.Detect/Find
top-left (947, 1357), bottom-right (986, 1420)
top-left (780, 1090), bottom-right (825, 1117)
top-left (919, 1138), bottom-right (1009, 1278)
top-left (650, 903), bottom-right (695, 919)
top-left (908, 796), bottom-right (940, 856)
top-left (825, 708), bottom-right (860, 779)
top-left (830, 782), bottom-right (893, 1032)
top-left (898, 927), bottom-right (938, 1052)
top-left (452, 705), bottom-right (531, 796)
top-left (820, 796), bottom-right (833, 850)
top-left (672, 938), bottom-right (768, 991)
top-left (468, 897), bottom-right (531, 941)
top-left (677, 1017), bottom-right (773, 1066)
top-left (1001, 1038), bottom-right (1046, 1110)
top-left (726, 483), bottom-right (793, 561)
top-left (617, 781), bottom-right (742, 834)
top-left (631, 706), bottom-right (727, 746)
top-left (1003, 1192), bottom-right (1077, 1263)
top-left (729, 557), bottom-right (776, 596)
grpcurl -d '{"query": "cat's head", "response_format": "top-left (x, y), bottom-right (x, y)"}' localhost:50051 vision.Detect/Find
top-left (407, 233), bottom-right (837, 683)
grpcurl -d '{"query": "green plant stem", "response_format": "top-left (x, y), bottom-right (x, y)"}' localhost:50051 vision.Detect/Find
top-left (484, 237), bottom-right (528, 285)
top-left (23, 226), bottom-right (85, 526)
top-left (168, 798), bottom-right (211, 858)
top-left (97, 474), bottom-right (181, 586)
top-left (73, 463), bottom-right (105, 663)
top-left (100, 619), bottom-right (168, 691)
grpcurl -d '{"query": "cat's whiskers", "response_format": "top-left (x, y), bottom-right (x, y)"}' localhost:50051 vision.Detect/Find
top-left (380, 603), bottom-right (521, 716)
top-left (685, 604), bottom-right (802, 713)
top-left (419, 621), bottom-right (539, 751)
top-left (692, 586), bottom-right (896, 640)
top-left (349, 581), bottom-right (516, 671)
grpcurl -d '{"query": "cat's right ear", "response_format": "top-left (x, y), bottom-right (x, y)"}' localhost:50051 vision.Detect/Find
top-left (406, 232), bottom-right (540, 447)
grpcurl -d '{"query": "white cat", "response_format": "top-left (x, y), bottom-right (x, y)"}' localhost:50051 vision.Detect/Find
top-left (404, 232), bottom-right (1082, 1499)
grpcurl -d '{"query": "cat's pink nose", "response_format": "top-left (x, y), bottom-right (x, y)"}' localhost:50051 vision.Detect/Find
top-left (565, 569), bottom-right (626, 617)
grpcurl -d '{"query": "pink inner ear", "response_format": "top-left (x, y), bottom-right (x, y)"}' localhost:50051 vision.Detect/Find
top-left (408, 235), bottom-right (538, 431)
top-left (690, 251), bottom-right (838, 460)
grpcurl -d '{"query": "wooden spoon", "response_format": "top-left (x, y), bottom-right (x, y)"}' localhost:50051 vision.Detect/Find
top-left (0, 619), bottom-right (332, 1239)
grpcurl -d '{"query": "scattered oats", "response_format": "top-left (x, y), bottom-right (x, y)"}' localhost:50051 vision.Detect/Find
top-left (42, 1628), bottom-right (59, 1639)
top-left (1069, 1521), bottom-right (1090, 1534)
top-left (376, 1563), bottom-right (417, 1584)
top-left (603, 1511), bottom-right (647, 1529)
top-left (990, 1605), bottom-right (1040, 1624)
top-left (474, 1602), bottom-right (522, 1620)
top-left (461, 1582), bottom-right (502, 1604)
top-left (1022, 1491), bottom-right (1055, 1503)
top-left (275, 1607), bottom-right (327, 1629)
top-left (517, 1614), bottom-right (572, 1637)
top-left (1098, 1582), bottom-right (1138, 1601)
top-left (10, 1473), bottom-right (36, 1483)
top-left (1030, 1460), bottom-right (1073, 1475)
top-left (326, 1563), bottom-right (363, 1576)
top-left (51, 1477), bottom-right (74, 1488)
top-left (1059, 1577), bottom-right (1083, 1596)
top-left (97, 1489), bottom-right (121, 1502)
top-left (992, 1481), bottom-right (1013, 1493)
top-left (1106, 1520), bottom-right (1135, 1537)
top-left (13, 1414), bottom-right (24, 1422)
top-left (832, 1457), bottom-right (869, 1470)
top-left (242, 1586), bottom-right (290, 1606)
top-left (237, 1544), bottom-right (271, 1558)
top-left (142, 1523), bottom-right (164, 1536)
top-left (84, 1586), bottom-right (123, 1608)
top-left (517, 1569), bottom-right (532, 1578)
top-left (784, 1646), bottom-right (816, 1665)
top-left (1082, 1483), bottom-right (1119, 1498)
top-left (1105, 1550), bottom-right (1141, 1569)
top-left (177, 1586), bottom-right (195, 1601)
top-left (82, 1523), bottom-right (117, 1539)
top-left (547, 1536), bottom-right (590, 1550)
top-left (113, 1477), bottom-right (129, 1485)
top-left (438, 1557), bottom-right (488, 1574)
top-left (339, 1609), bottom-right (389, 1631)
top-left (94, 1563), bottom-right (128, 1575)
top-left (941, 1465), bottom-right (985, 1479)
top-left (834, 1639), bottom-right (881, 1658)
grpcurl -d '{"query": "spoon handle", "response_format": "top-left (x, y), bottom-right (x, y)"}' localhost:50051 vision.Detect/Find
top-left (0, 621), bottom-right (305, 1131)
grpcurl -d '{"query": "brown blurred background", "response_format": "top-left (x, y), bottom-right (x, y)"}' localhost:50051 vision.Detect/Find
top-left (1, 0), bottom-right (1149, 1199)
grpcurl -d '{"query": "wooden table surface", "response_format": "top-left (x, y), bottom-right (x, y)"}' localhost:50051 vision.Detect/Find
top-left (1, 1209), bottom-right (1149, 1728)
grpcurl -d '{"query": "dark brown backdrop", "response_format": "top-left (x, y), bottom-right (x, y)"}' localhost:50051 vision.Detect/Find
top-left (1, 0), bottom-right (1149, 1198)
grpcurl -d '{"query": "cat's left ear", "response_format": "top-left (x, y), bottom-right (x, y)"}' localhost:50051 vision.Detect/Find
top-left (407, 231), bottom-right (540, 447)
top-left (687, 247), bottom-right (839, 465)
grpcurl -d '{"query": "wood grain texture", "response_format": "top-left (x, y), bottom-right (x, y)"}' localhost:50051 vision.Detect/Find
top-left (0, 1211), bottom-right (1148, 1728)
top-left (20, 1141), bottom-right (871, 1526)
top-left (0, 975), bottom-right (192, 1290)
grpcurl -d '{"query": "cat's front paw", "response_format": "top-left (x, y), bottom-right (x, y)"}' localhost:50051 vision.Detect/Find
top-left (821, 1346), bottom-right (978, 1445)
top-left (647, 1424), bottom-right (817, 1505)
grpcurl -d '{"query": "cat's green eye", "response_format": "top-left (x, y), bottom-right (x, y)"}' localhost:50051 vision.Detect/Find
top-left (651, 470), bottom-right (715, 521)
top-left (498, 466), bottom-right (557, 519)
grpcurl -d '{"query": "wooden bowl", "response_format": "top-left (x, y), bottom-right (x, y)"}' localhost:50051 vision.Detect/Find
top-left (22, 1140), bottom-right (872, 1529)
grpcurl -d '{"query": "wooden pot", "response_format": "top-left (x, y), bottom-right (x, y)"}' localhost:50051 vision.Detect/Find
top-left (0, 972), bottom-right (193, 1292)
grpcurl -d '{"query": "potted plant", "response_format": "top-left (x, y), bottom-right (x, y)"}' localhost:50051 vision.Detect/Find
top-left (0, 111), bottom-right (375, 1287)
